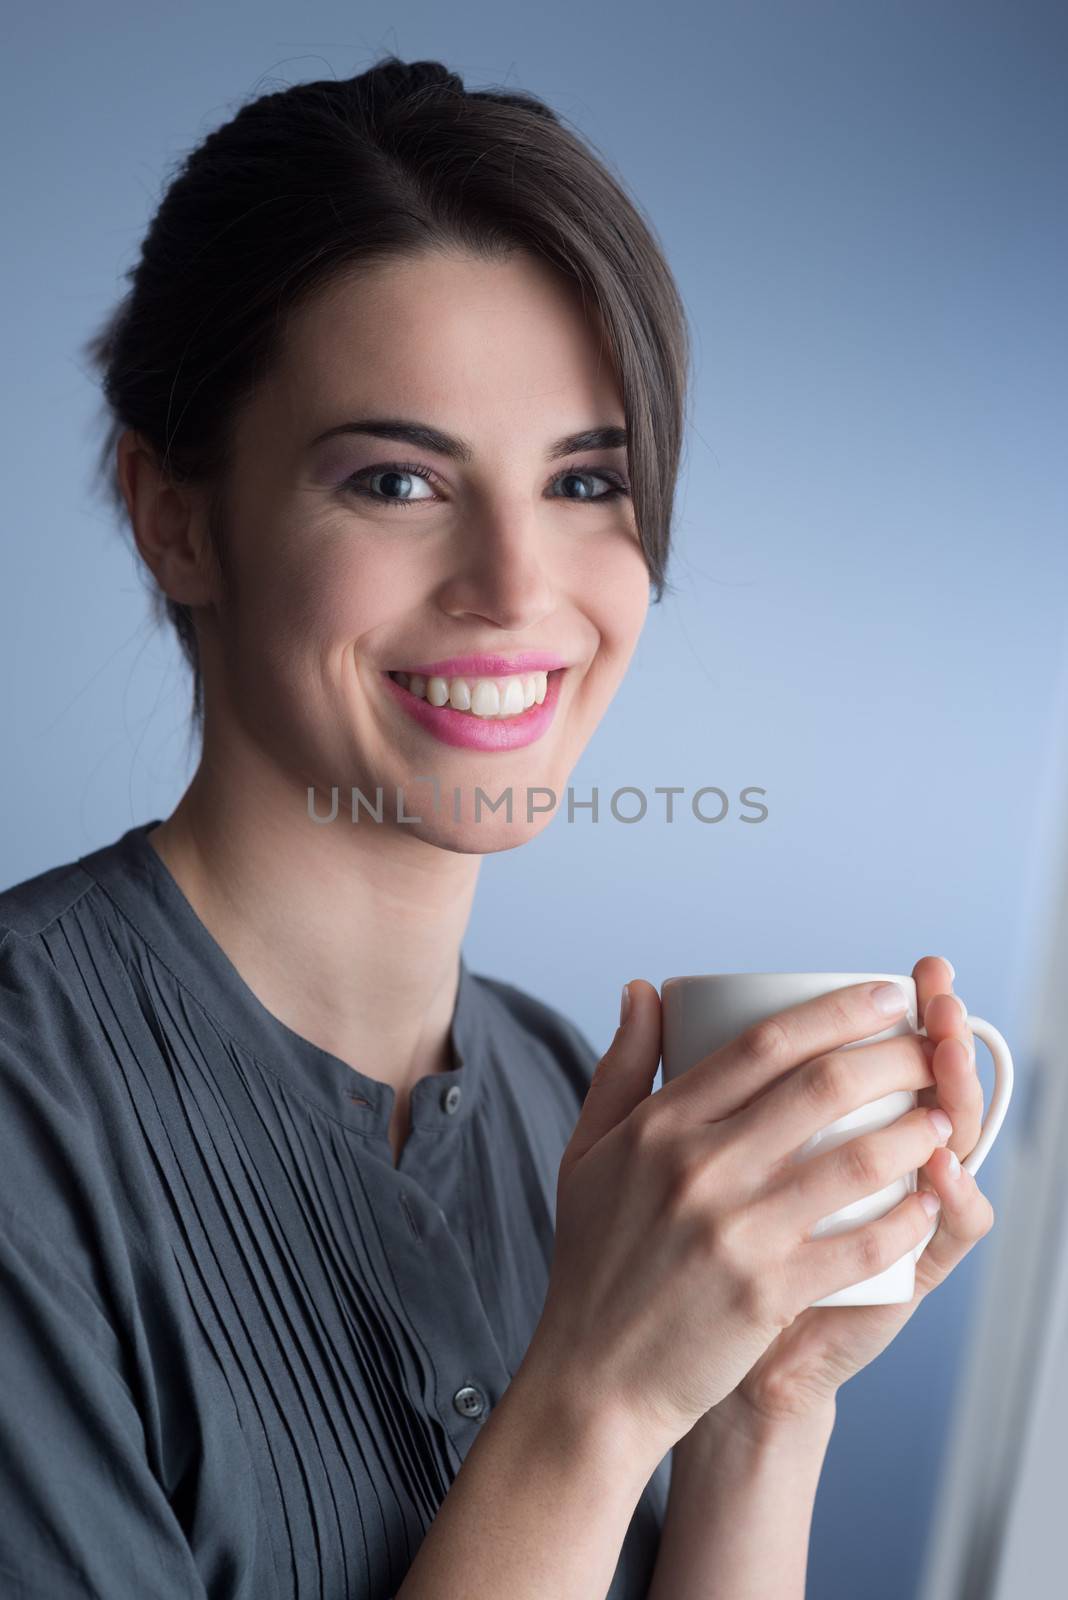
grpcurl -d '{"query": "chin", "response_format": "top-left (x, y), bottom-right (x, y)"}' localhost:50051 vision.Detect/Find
top-left (392, 809), bottom-right (559, 856)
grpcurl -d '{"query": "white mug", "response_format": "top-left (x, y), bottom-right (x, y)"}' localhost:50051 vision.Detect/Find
top-left (659, 972), bottom-right (1014, 1307)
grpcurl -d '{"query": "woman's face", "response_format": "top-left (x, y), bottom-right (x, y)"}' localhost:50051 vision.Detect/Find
top-left (200, 247), bottom-right (651, 853)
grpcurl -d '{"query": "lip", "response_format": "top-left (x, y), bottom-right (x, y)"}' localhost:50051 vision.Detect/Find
top-left (381, 665), bottom-right (567, 751)
top-left (389, 652), bottom-right (568, 678)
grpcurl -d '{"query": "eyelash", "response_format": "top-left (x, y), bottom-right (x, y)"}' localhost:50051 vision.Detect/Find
top-left (342, 460), bottom-right (631, 510)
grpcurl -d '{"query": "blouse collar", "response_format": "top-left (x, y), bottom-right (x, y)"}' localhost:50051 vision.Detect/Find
top-left (76, 819), bottom-right (484, 1145)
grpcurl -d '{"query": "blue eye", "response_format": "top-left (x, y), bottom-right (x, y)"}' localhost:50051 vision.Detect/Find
top-left (342, 461), bottom-right (631, 510)
top-left (344, 464), bottom-right (437, 507)
top-left (549, 470), bottom-right (630, 503)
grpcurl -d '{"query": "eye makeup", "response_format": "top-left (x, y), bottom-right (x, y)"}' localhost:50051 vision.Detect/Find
top-left (339, 459), bottom-right (631, 511)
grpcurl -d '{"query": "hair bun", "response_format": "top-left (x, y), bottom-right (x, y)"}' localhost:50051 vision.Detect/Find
top-left (365, 56), bottom-right (466, 105)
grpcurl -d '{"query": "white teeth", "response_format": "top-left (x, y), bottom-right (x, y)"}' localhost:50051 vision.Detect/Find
top-left (390, 669), bottom-right (552, 718)
top-left (501, 678), bottom-right (526, 716)
top-left (470, 680), bottom-right (500, 717)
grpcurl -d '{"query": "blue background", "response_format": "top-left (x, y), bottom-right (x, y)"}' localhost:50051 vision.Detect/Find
top-left (3, 3), bottom-right (1066, 1595)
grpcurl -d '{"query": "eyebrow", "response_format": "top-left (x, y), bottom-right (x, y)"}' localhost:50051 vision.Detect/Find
top-left (309, 417), bottom-right (628, 463)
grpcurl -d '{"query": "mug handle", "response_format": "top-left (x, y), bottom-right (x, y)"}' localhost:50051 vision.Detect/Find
top-left (912, 1013), bottom-right (1014, 1263)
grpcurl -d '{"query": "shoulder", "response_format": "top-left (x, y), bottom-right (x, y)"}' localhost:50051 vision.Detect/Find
top-left (467, 968), bottom-right (600, 1112)
top-left (0, 924), bottom-right (103, 1211)
top-left (0, 899), bottom-right (172, 1362)
top-left (0, 855), bottom-right (123, 1266)
top-left (0, 922), bottom-right (87, 1105)
top-left (0, 845), bottom-right (96, 941)
top-left (0, 840), bottom-right (103, 1117)
top-left (0, 841), bottom-right (136, 1132)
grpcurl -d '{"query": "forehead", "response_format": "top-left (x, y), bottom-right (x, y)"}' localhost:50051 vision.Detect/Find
top-left (256, 249), bottom-right (623, 441)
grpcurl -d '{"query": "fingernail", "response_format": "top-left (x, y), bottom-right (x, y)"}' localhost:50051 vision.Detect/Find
top-left (920, 1191), bottom-right (941, 1218)
top-left (946, 1149), bottom-right (962, 1180)
top-left (871, 982), bottom-right (907, 1015)
top-left (928, 1108), bottom-right (953, 1142)
top-left (619, 983), bottom-right (631, 1027)
top-left (954, 995), bottom-right (968, 1024)
top-left (944, 958), bottom-right (956, 980)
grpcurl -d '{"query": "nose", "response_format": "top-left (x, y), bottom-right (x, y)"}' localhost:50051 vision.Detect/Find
top-left (436, 507), bottom-right (556, 632)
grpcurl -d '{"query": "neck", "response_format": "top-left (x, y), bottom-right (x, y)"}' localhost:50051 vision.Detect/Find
top-left (147, 742), bottom-right (480, 1099)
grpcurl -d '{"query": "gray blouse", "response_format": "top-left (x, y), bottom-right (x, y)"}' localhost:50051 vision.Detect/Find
top-left (0, 819), bottom-right (670, 1598)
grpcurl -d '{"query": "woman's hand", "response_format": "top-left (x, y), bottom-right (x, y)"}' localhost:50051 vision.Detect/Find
top-left (527, 973), bottom-right (957, 1468)
top-left (717, 955), bottom-right (996, 1431)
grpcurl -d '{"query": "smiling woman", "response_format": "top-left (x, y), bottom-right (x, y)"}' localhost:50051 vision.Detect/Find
top-left (0, 51), bottom-right (700, 1600)
top-left (84, 58), bottom-right (690, 734)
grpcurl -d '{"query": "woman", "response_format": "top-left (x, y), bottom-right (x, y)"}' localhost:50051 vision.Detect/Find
top-left (0, 55), bottom-right (993, 1600)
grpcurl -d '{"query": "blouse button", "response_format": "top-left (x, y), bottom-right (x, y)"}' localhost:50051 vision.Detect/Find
top-left (441, 1084), bottom-right (462, 1115)
top-left (453, 1384), bottom-right (486, 1419)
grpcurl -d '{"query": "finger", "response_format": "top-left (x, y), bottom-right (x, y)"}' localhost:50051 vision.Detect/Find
top-left (924, 1034), bottom-right (985, 1165)
top-left (565, 979), bottom-right (662, 1168)
top-left (726, 1030), bottom-right (938, 1168)
top-left (919, 948), bottom-right (973, 1074)
top-left (913, 1144), bottom-right (996, 1294)
top-left (660, 978), bottom-right (915, 1127)
top-left (917, 989), bottom-right (980, 1157)
top-left (913, 954), bottom-right (955, 1025)
top-left (760, 1103), bottom-right (953, 1235)
top-left (924, 989), bottom-right (970, 1043)
top-left (797, 1180), bottom-right (942, 1309)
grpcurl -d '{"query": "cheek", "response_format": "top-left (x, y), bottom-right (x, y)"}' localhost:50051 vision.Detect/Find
top-left (583, 542), bottom-right (651, 651)
top-left (249, 536), bottom-right (417, 662)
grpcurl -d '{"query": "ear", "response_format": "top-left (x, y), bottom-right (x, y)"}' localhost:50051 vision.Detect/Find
top-left (116, 429), bottom-right (220, 609)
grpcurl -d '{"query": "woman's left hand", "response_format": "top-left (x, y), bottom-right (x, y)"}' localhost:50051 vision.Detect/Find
top-left (719, 955), bottom-right (997, 1429)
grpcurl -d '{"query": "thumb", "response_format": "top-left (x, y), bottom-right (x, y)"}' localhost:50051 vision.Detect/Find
top-left (564, 979), bottom-right (662, 1170)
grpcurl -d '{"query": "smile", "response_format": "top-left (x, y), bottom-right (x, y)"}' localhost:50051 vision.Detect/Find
top-left (387, 668), bottom-right (550, 719)
top-left (380, 667), bottom-right (567, 752)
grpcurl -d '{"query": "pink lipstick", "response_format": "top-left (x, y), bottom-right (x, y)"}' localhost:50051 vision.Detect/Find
top-left (381, 665), bottom-right (566, 751)
top-left (392, 652), bottom-right (567, 678)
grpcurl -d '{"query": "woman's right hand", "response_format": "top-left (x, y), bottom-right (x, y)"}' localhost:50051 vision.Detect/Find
top-left (524, 977), bottom-right (951, 1460)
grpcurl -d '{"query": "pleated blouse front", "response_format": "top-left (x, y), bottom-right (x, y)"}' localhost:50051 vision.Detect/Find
top-left (0, 820), bottom-right (670, 1598)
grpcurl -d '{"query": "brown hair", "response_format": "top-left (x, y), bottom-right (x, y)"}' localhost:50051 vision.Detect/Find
top-left (82, 55), bottom-right (692, 730)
